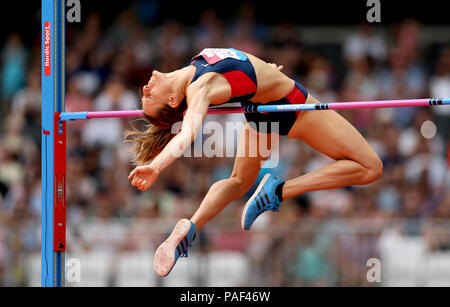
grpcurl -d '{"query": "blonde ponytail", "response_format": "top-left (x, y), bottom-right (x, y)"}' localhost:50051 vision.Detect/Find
top-left (124, 100), bottom-right (187, 165)
top-left (124, 123), bottom-right (174, 165)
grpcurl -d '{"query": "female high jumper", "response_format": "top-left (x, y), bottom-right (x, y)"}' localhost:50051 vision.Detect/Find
top-left (126, 48), bottom-right (383, 277)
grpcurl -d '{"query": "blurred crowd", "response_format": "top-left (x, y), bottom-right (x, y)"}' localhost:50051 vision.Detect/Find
top-left (0, 2), bottom-right (449, 286)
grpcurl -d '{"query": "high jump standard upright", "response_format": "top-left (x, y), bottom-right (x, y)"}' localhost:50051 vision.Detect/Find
top-left (41, 0), bottom-right (66, 287)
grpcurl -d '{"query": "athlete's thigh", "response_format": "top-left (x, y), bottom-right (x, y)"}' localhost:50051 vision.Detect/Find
top-left (230, 122), bottom-right (272, 182)
top-left (287, 95), bottom-right (379, 167)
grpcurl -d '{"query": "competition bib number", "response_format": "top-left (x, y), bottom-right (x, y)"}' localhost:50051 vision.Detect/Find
top-left (197, 48), bottom-right (247, 64)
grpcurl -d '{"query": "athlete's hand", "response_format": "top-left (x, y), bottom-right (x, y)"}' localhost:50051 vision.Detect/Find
top-left (268, 63), bottom-right (284, 71)
top-left (128, 165), bottom-right (160, 191)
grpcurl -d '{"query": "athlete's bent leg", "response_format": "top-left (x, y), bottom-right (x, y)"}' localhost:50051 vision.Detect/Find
top-left (282, 95), bottom-right (383, 200)
top-left (241, 94), bottom-right (383, 230)
top-left (190, 123), bottom-right (272, 231)
top-left (154, 124), bottom-right (271, 276)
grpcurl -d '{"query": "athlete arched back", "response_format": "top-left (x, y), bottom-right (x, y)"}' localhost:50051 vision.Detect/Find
top-left (126, 48), bottom-right (383, 277)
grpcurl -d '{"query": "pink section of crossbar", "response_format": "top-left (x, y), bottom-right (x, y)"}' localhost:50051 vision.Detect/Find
top-left (86, 108), bottom-right (246, 118)
top-left (328, 99), bottom-right (431, 110)
top-left (207, 107), bottom-right (245, 114)
top-left (86, 110), bottom-right (145, 119)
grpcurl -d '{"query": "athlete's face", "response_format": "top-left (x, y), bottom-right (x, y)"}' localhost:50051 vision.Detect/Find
top-left (142, 70), bottom-right (172, 117)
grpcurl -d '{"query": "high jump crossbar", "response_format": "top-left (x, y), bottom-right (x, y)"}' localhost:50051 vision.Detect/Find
top-left (59, 98), bottom-right (450, 121)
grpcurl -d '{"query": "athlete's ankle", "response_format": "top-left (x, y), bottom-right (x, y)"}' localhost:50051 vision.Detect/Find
top-left (275, 181), bottom-right (285, 202)
top-left (189, 219), bottom-right (198, 230)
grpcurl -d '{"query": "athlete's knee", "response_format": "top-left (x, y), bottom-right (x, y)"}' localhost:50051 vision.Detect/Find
top-left (362, 155), bottom-right (383, 184)
top-left (229, 174), bottom-right (254, 195)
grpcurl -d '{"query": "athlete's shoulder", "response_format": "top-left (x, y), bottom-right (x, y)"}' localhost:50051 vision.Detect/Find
top-left (186, 72), bottom-right (232, 105)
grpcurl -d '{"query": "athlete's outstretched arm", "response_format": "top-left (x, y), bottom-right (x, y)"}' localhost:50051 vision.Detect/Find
top-left (128, 90), bottom-right (209, 191)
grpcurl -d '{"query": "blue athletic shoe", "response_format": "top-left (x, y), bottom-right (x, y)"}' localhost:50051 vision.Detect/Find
top-left (154, 219), bottom-right (196, 277)
top-left (241, 173), bottom-right (284, 230)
